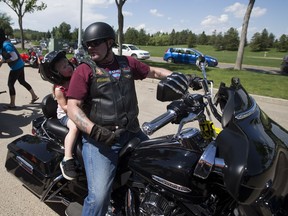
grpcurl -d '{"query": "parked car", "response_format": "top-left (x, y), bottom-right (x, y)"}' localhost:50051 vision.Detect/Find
top-left (112, 44), bottom-right (150, 60)
top-left (280, 55), bottom-right (288, 74)
top-left (9, 38), bottom-right (18, 45)
top-left (163, 47), bottom-right (218, 67)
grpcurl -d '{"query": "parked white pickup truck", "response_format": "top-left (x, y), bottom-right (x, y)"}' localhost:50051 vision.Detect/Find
top-left (112, 44), bottom-right (150, 60)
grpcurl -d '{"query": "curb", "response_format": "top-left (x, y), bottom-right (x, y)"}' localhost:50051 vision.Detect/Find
top-left (250, 94), bottom-right (288, 106)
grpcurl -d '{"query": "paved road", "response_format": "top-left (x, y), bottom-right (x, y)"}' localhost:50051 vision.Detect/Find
top-left (0, 63), bottom-right (287, 216)
top-left (149, 56), bottom-right (281, 74)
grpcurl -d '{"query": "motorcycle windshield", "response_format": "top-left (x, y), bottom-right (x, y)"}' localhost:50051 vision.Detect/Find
top-left (216, 83), bottom-right (288, 205)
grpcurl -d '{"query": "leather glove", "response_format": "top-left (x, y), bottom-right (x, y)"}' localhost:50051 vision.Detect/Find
top-left (166, 72), bottom-right (189, 95)
top-left (89, 124), bottom-right (125, 146)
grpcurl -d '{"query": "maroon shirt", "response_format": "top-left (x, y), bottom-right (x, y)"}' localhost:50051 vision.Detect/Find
top-left (67, 56), bottom-right (150, 100)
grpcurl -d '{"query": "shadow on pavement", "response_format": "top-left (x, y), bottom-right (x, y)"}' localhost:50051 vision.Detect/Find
top-left (243, 67), bottom-right (281, 75)
top-left (0, 103), bottom-right (43, 139)
top-left (46, 203), bottom-right (66, 216)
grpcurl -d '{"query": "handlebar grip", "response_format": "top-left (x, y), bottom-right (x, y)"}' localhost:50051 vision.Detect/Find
top-left (142, 109), bottom-right (177, 135)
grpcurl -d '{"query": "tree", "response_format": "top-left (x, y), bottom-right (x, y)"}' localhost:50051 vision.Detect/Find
top-left (138, 28), bottom-right (149, 45)
top-left (187, 31), bottom-right (197, 48)
top-left (249, 29), bottom-right (274, 51)
top-left (169, 29), bottom-right (176, 45)
top-left (71, 28), bottom-right (79, 42)
top-left (0, 12), bottom-right (13, 35)
top-left (124, 27), bottom-right (138, 44)
top-left (268, 33), bottom-right (275, 48)
top-left (260, 28), bottom-right (269, 51)
top-left (213, 32), bottom-right (224, 51)
top-left (250, 32), bottom-right (262, 51)
top-left (208, 30), bottom-right (217, 46)
top-left (115, 0), bottom-right (126, 55)
top-left (276, 34), bottom-right (288, 52)
top-left (0, 0), bottom-right (47, 49)
top-left (224, 27), bottom-right (239, 51)
top-left (234, 0), bottom-right (255, 70)
top-left (197, 31), bottom-right (208, 45)
top-left (55, 22), bottom-right (71, 40)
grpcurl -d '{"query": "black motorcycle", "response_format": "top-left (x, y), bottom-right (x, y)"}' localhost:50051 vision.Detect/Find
top-left (5, 57), bottom-right (288, 216)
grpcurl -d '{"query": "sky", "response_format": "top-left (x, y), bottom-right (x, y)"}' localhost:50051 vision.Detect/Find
top-left (1, 0), bottom-right (287, 42)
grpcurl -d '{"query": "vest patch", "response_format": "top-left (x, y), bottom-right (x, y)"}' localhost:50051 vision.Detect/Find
top-left (110, 69), bottom-right (121, 79)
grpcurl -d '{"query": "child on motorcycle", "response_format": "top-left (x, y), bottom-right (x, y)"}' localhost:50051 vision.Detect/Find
top-left (39, 51), bottom-right (79, 180)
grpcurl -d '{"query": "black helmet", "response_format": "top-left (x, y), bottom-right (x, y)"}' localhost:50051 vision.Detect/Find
top-left (39, 50), bottom-right (68, 85)
top-left (83, 22), bottom-right (115, 45)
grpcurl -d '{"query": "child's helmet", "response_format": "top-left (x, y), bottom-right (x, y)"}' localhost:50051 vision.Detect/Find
top-left (39, 50), bottom-right (67, 85)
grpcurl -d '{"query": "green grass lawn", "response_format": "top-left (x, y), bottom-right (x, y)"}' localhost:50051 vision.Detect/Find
top-left (140, 45), bottom-right (285, 68)
top-left (144, 60), bottom-right (288, 100)
top-left (137, 45), bottom-right (287, 100)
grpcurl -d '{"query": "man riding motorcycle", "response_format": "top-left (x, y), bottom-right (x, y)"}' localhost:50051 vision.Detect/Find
top-left (66, 21), bottom-right (187, 215)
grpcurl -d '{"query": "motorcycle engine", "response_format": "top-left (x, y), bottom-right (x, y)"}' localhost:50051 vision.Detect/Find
top-left (136, 186), bottom-right (220, 216)
top-left (139, 191), bottom-right (174, 215)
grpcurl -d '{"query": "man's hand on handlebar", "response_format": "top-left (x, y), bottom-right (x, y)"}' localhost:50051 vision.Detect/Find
top-left (89, 124), bottom-right (125, 146)
top-left (166, 72), bottom-right (189, 95)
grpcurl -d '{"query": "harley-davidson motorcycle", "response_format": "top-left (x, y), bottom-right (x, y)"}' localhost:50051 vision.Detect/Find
top-left (5, 57), bottom-right (288, 216)
top-left (20, 46), bottom-right (43, 68)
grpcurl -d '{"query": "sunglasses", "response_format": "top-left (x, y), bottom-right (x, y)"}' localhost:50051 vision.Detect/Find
top-left (85, 39), bottom-right (106, 48)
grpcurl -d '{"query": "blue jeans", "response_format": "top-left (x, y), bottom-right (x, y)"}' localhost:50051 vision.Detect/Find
top-left (81, 129), bottom-right (148, 216)
top-left (59, 115), bottom-right (69, 126)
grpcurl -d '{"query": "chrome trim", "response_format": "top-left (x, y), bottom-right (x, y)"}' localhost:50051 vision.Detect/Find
top-left (175, 112), bottom-right (201, 138)
top-left (235, 97), bottom-right (257, 120)
top-left (194, 141), bottom-right (226, 179)
top-left (16, 156), bottom-right (33, 174)
top-left (193, 142), bottom-right (216, 179)
top-left (41, 118), bottom-right (53, 139)
top-left (40, 174), bottom-right (71, 206)
top-left (142, 109), bottom-right (177, 135)
top-left (152, 175), bottom-right (191, 193)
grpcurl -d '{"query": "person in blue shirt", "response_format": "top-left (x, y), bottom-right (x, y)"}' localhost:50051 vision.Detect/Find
top-left (0, 28), bottom-right (38, 109)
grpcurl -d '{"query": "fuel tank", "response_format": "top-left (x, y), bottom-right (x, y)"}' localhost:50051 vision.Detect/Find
top-left (128, 135), bottom-right (209, 201)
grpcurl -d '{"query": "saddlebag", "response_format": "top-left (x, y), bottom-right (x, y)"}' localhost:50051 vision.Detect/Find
top-left (5, 134), bottom-right (63, 196)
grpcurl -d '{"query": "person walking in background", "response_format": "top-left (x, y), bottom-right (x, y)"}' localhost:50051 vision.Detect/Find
top-left (39, 50), bottom-right (79, 180)
top-left (0, 28), bottom-right (38, 109)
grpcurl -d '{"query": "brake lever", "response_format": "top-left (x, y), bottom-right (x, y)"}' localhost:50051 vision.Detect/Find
top-left (175, 112), bottom-right (201, 138)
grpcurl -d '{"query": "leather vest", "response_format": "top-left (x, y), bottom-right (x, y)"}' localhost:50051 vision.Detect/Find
top-left (83, 56), bottom-right (140, 133)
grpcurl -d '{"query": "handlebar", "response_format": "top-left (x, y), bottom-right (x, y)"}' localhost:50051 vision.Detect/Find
top-left (196, 58), bottom-right (222, 122)
top-left (142, 56), bottom-right (223, 136)
top-left (142, 109), bottom-right (177, 135)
